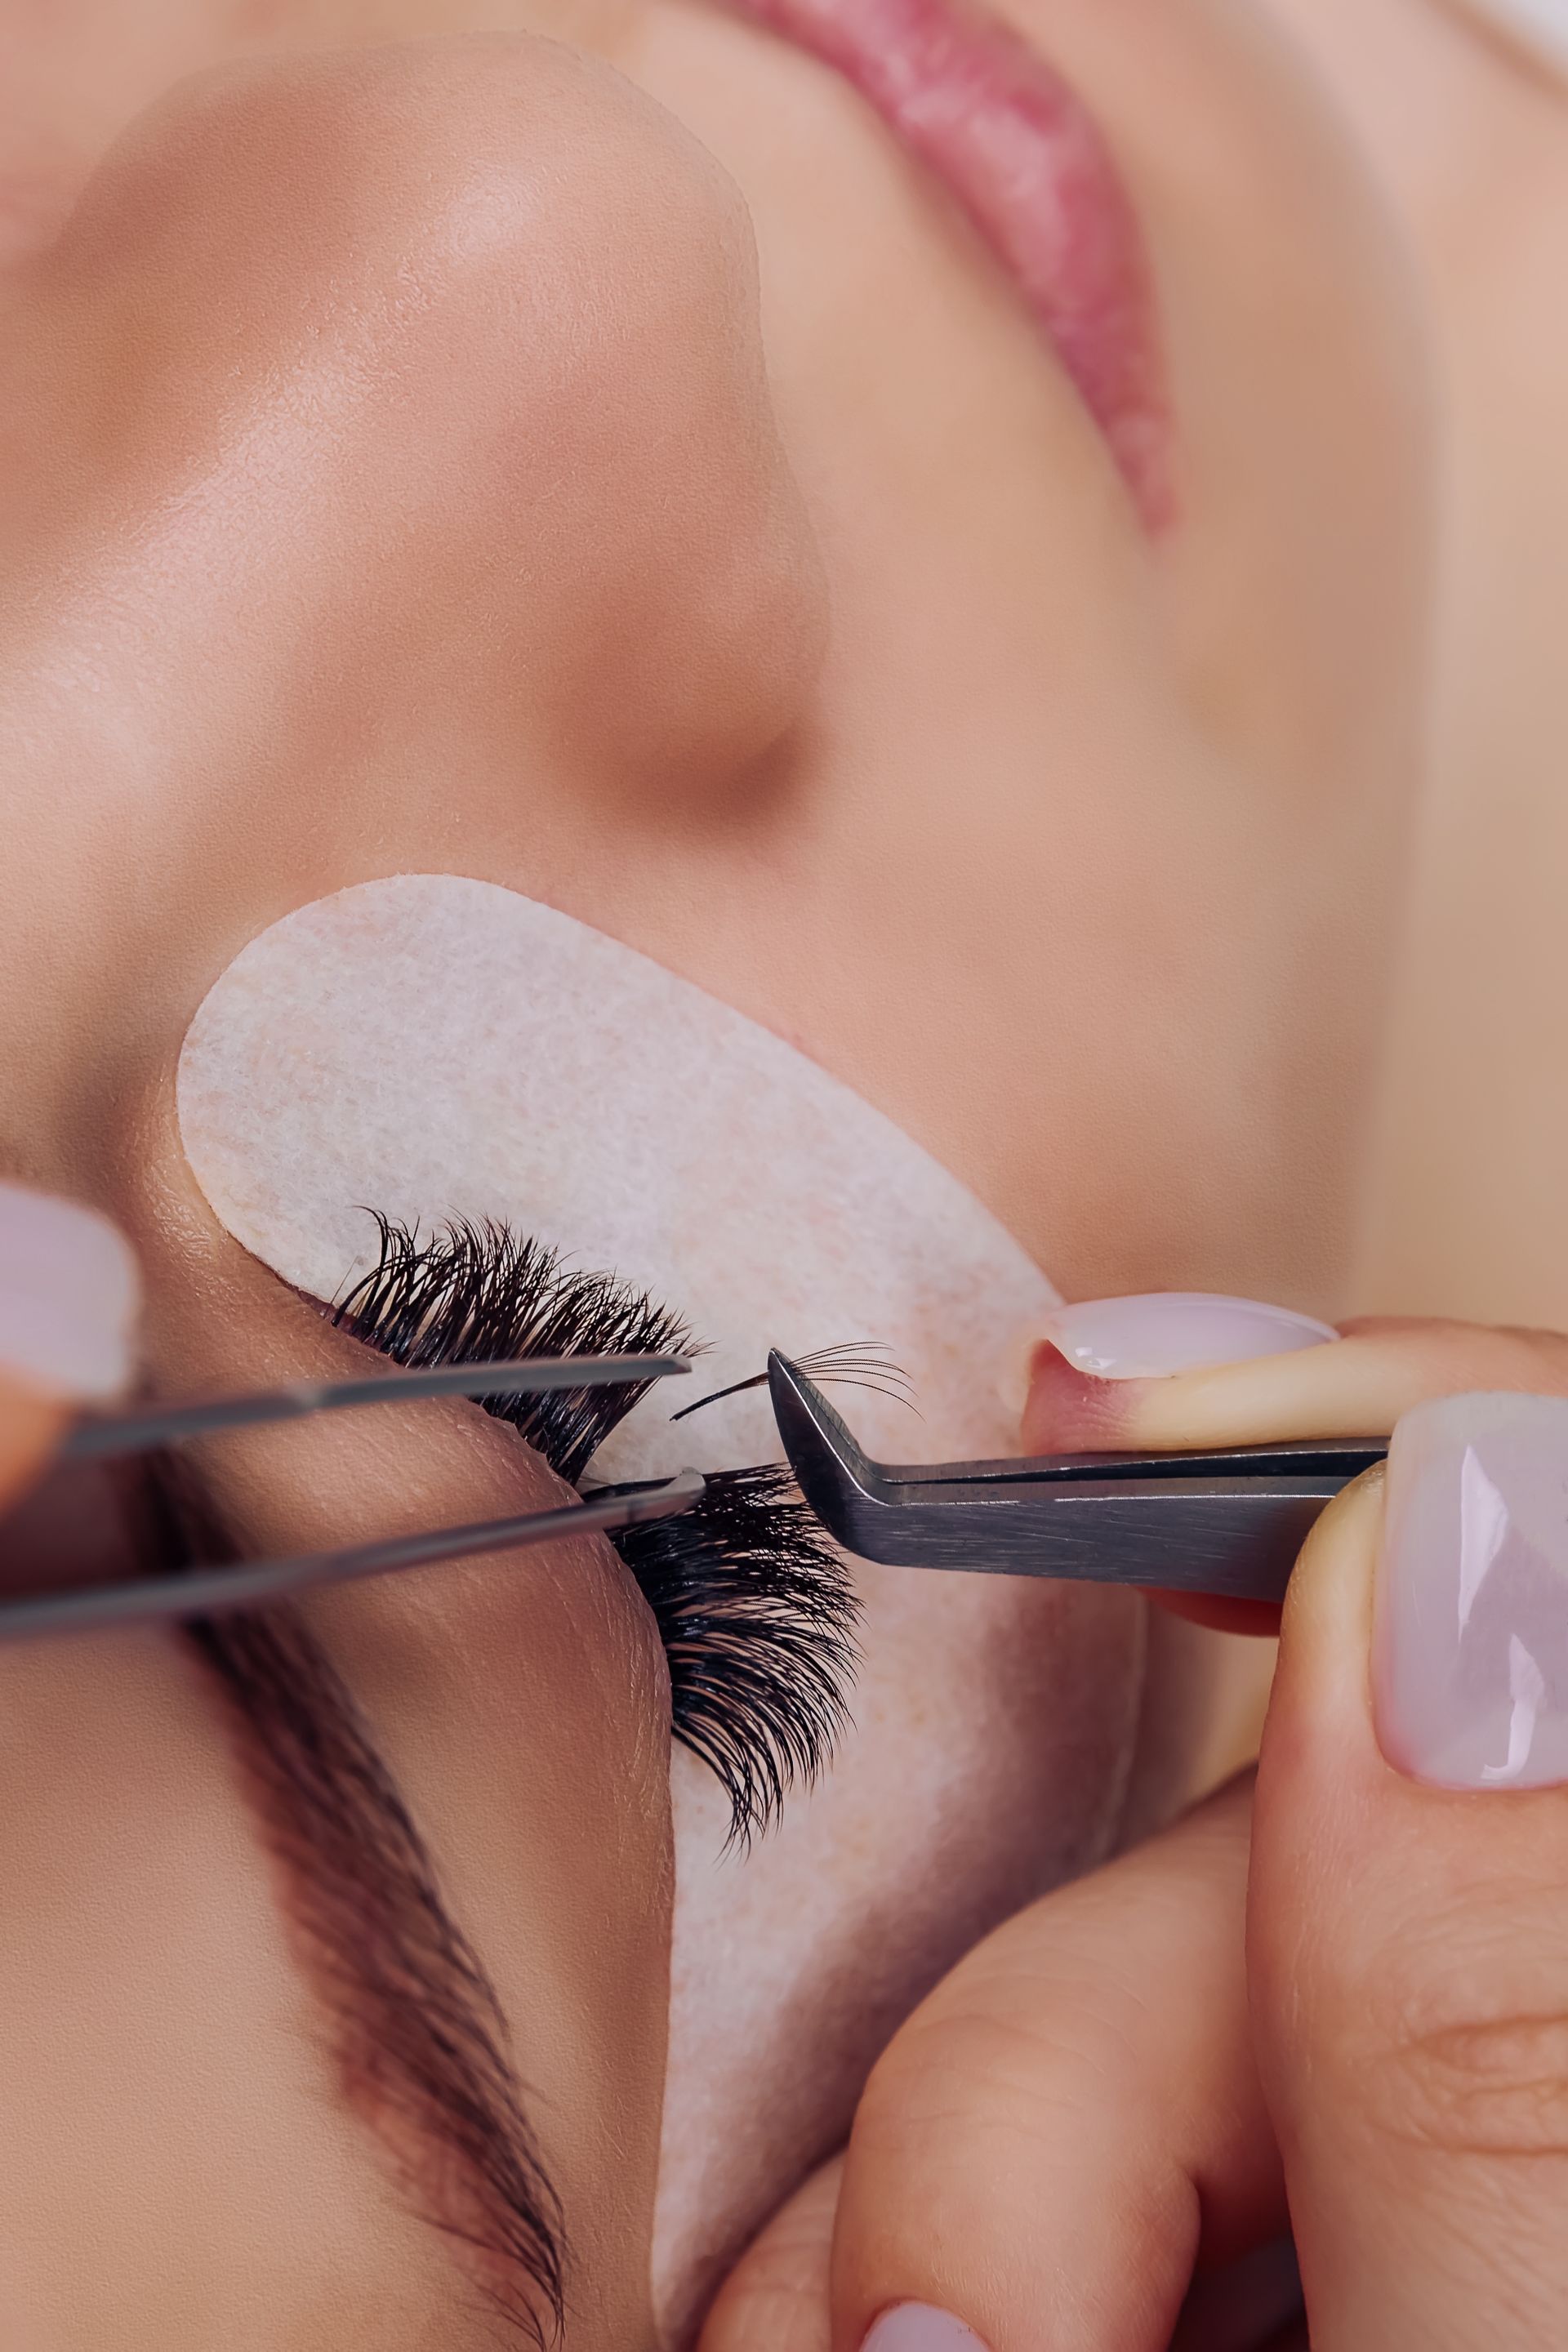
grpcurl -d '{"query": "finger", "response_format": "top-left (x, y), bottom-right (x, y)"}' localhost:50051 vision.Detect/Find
top-left (831, 1775), bottom-right (1290, 2352)
top-left (1250, 1393), bottom-right (1568, 2347)
top-left (0, 1372), bottom-right (68, 1516)
top-left (710, 2177), bottom-right (1307, 2352)
top-left (700, 2158), bottom-right (839, 2352)
top-left (1021, 1300), bottom-right (1568, 1456)
top-left (1142, 1588), bottom-right (1289, 1638)
top-left (1019, 1302), bottom-right (1568, 1637)
top-left (1168, 2236), bottom-right (1305, 2351)
top-left (0, 1183), bottom-right (138, 1513)
top-left (1007, 1293), bottom-right (1348, 1634)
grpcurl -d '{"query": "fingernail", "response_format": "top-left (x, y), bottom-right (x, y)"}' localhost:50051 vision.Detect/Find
top-left (1374, 1392), bottom-right (1568, 1789)
top-left (1036, 1292), bottom-right (1337, 1381)
top-left (0, 1183), bottom-right (140, 1402)
top-left (862, 2306), bottom-right (990, 2352)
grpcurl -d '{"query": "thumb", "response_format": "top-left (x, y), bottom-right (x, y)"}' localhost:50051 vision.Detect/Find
top-left (0, 1183), bottom-right (139, 1512)
top-left (1250, 1392), bottom-right (1568, 2350)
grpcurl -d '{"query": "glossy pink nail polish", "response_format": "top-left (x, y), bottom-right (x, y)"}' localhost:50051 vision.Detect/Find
top-left (0, 1180), bottom-right (139, 1402)
top-left (1037, 1291), bottom-right (1336, 1380)
top-left (1374, 1392), bottom-right (1568, 1789)
top-left (862, 2305), bottom-right (990, 2352)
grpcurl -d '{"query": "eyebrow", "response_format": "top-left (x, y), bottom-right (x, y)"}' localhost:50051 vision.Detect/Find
top-left (147, 1458), bottom-right (567, 2345)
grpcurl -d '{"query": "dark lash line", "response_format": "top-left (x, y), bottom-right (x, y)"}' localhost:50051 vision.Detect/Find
top-left (332, 1214), bottom-right (863, 1846)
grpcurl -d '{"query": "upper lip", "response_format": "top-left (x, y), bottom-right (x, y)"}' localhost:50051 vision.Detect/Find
top-left (728, 0), bottom-right (1173, 528)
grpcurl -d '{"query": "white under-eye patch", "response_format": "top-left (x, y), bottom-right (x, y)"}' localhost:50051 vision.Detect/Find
top-left (178, 874), bottom-right (1144, 2335)
top-left (176, 874), bottom-right (1058, 1479)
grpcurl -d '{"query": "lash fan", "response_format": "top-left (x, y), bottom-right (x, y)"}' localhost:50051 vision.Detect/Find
top-left (332, 1215), bottom-right (863, 1843)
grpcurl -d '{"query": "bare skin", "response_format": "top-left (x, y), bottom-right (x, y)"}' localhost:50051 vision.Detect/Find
top-left (697, 1314), bottom-right (1568, 2352)
top-left (1256, 0), bottom-right (1568, 1327)
top-left (18, 0), bottom-right (1567, 1349)
top-left (0, 12), bottom-right (1429, 2345)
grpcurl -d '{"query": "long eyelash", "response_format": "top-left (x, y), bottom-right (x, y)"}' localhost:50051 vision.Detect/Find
top-left (333, 1217), bottom-right (861, 1844)
top-left (611, 1465), bottom-right (857, 1851)
top-left (334, 1213), bottom-right (697, 1485)
top-left (670, 1341), bottom-right (919, 1423)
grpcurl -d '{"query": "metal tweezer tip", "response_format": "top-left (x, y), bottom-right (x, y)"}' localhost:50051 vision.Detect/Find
top-left (768, 1352), bottom-right (1385, 1605)
top-left (0, 1466), bottom-right (706, 1646)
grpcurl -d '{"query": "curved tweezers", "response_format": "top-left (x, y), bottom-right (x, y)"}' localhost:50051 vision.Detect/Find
top-left (768, 1353), bottom-right (1385, 1605)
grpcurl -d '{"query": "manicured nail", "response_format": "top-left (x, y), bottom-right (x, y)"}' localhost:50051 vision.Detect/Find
top-left (1374, 1392), bottom-right (1568, 1790)
top-left (862, 2306), bottom-right (990, 2352)
top-left (1037, 1292), bottom-right (1337, 1381)
top-left (0, 1182), bottom-right (140, 1402)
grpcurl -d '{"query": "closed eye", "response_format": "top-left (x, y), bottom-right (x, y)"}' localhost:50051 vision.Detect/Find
top-left (330, 1212), bottom-right (862, 1846)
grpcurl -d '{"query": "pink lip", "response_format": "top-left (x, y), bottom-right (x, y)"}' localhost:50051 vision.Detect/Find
top-left (730, 0), bottom-right (1173, 529)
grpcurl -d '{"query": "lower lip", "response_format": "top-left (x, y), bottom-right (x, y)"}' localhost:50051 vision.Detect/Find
top-left (729, 0), bottom-right (1173, 529)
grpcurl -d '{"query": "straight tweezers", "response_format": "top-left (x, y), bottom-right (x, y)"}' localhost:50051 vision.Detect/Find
top-left (61, 1352), bottom-right (693, 1461)
top-left (0, 1472), bottom-right (704, 1644)
top-left (0, 1352), bottom-right (700, 1644)
top-left (768, 1353), bottom-right (1385, 1605)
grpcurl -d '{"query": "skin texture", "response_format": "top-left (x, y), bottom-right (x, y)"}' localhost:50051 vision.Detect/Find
top-left (0, 1189), bottom-right (675, 2350)
top-left (16, 0), bottom-right (1568, 1321)
top-left (3, 0), bottom-right (1431, 1309)
top-left (1254, 0), bottom-right (1568, 1330)
top-left (0, 11), bottom-right (1432, 2345)
top-left (705, 1314), bottom-right (1568, 2352)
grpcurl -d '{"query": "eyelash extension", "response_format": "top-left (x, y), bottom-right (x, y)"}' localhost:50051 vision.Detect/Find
top-left (612, 1464), bottom-right (855, 1846)
top-left (333, 1216), bottom-right (862, 1844)
top-left (335, 1213), bottom-right (697, 1486)
top-left (670, 1339), bottom-right (917, 1423)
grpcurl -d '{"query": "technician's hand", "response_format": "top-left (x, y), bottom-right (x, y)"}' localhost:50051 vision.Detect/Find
top-left (704, 1311), bottom-right (1568, 2352)
top-left (0, 1181), bottom-right (139, 1511)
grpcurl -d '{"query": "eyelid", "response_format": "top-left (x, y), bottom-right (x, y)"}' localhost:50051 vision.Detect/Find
top-left (334, 1212), bottom-right (862, 1842)
top-left (331, 1212), bottom-right (697, 1485)
top-left (155, 1445), bottom-right (569, 2343)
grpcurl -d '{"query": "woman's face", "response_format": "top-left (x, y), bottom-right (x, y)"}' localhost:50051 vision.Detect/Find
top-left (0, 8), bottom-right (1429, 2346)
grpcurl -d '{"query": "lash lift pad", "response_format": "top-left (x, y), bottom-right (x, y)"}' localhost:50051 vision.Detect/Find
top-left (174, 871), bottom-right (1154, 2310)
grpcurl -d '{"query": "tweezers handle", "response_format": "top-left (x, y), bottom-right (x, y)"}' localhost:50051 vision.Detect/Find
top-left (833, 1478), bottom-right (1361, 1601)
top-left (60, 1352), bottom-right (691, 1463)
top-left (883, 1446), bottom-right (1388, 1602)
top-left (769, 1352), bottom-right (1392, 1602)
top-left (874, 1439), bottom-right (1388, 1489)
top-left (0, 1470), bottom-right (705, 1646)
